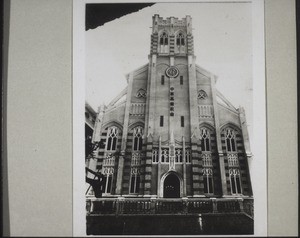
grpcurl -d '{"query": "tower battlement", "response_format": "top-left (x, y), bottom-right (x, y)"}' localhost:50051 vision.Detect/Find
top-left (151, 15), bottom-right (193, 56)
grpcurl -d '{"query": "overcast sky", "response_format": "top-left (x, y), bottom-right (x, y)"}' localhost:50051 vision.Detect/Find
top-left (85, 2), bottom-right (253, 139)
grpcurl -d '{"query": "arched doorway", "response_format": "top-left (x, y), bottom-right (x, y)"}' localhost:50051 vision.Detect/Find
top-left (163, 173), bottom-right (180, 198)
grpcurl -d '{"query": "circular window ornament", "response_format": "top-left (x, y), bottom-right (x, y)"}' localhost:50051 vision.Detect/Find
top-left (165, 66), bottom-right (179, 78)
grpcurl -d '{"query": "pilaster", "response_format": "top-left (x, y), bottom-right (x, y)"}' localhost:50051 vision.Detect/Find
top-left (210, 74), bottom-right (228, 196)
top-left (115, 72), bottom-right (134, 195)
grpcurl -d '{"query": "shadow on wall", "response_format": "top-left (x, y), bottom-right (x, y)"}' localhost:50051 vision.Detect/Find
top-left (86, 214), bottom-right (253, 235)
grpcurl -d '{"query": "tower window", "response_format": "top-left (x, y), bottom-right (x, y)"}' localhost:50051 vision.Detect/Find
top-left (181, 116), bottom-right (184, 127)
top-left (176, 32), bottom-right (185, 46)
top-left (160, 32), bottom-right (168, 45)
top-left (180, 76), bottom-right (183, 85)
top-left (161, 75), bottom-right (165, 85)
top-left (106, 127), bottom-right (118, 151)
top-left (133, 126), bottom-right (143, 151)
top-left (160, 116), bottom-right (164, 127)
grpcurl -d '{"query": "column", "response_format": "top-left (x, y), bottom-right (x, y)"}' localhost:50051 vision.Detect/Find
top-left (182, 136), bottom-right (187, 197)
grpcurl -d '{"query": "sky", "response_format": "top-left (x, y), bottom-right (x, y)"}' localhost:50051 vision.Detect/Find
top-left (85, 2), bottom-right (253, 140)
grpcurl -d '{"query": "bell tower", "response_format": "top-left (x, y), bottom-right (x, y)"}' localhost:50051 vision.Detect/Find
top-left (150, 14), bottom-right (194, 56)
top-left (144, 15), bottom-right (200, 197)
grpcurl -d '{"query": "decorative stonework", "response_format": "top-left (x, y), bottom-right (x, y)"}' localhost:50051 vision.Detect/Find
top-left (165, 66), bottom-right (179, 78)
top-left (136, 89), bottom-right (147, 98)
top-left (198, 105), bottom-right (214, 118)
top-left (130, 103), bottom-right (146, 116)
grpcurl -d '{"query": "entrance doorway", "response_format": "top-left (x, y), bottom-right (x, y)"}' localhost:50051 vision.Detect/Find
top-left (163, 173), bottom-right (180, 198)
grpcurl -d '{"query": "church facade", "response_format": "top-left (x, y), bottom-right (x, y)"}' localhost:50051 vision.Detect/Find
top-left (88, 14), bottom-right (253, 200)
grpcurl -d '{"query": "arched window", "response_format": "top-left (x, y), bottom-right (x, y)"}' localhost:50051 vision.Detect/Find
top-left (106, 127), bottom-right (118, 151)
top-left (225, 128), bottom-right (236, 152)
top-left (229, 169), bottom-right (242, 194)
top-left (159, 32), bottom-right (168, 45)
top-left (176, 32), bottom-right (185, 46)
top-left (200, 128), bottom-right (210, 151)
top-left (133, 126), bottom-right (143, 151)
top-left (203, 168), bottom-right (213, 194)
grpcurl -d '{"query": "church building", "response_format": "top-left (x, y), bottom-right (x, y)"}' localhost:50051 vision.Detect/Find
top-left (88, 14), bottom-right (253, 201)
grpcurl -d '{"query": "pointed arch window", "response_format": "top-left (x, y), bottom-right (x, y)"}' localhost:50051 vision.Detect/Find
top-left (229, 169), bottom-right (242, 194)
top-left (106, 127), bottom-right (118, 151)
top-left (159, 32), bottom-right (169, 45)
top-left (225, 128), bottom-right (236, 152)
top-left (133, 126), bottom-right (143, 151)
top-left (176, 32), bottom-right (185, 46)
top-left (200, 128), bottom-right (210, 152)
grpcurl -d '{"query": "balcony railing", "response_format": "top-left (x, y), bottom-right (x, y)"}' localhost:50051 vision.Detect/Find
top-left (86, 197), bottom-right (253, 219)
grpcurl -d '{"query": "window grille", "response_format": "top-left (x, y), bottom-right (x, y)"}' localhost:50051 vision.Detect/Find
top-left (228, 153), bottom-right (239, 167)
top-left (202, 153), bottom-right (212, 167)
